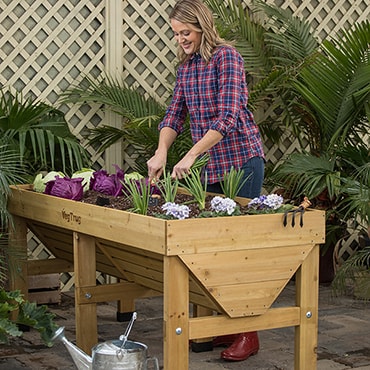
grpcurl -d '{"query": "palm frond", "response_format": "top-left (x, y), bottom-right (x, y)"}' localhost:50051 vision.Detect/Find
top-left (61, 75), bottom-right (166, 122)
top-left (255, 1), bottom-right (318, 63)
top-left (292, 20), bottom-right (370, 151)
top-left (0, 90), bottom-right (89, 174)
top-left (0, 141), bottom-right (30, 228)
top-left (206, 0), bottom-right (271, 78)
top-left (271, 152), bottom-right (342, 199)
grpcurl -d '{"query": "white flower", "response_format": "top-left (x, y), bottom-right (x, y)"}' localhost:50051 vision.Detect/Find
top-left (262, 194), bottom-right (284, 209)
top-left (211, 196), bottom-right (237, 215)
top-left (162, 202), bottom-right (190, 220)
top-left (248, 194), bottom-right (284, 210)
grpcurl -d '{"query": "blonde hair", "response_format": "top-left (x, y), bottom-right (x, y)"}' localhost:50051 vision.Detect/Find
top-left (169, 0), bottom-right (229, 64)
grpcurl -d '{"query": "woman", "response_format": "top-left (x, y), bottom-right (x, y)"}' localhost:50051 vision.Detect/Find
top-left (147, 0), bottom-right (264, 362)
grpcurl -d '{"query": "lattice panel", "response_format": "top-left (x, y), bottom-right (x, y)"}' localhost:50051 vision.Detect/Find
top-left (122, 0), bottom-right (177, 102)
top-left (0, 0), bottom-right (106, 169)
top-left (273, 0), bottom-right (370, 41)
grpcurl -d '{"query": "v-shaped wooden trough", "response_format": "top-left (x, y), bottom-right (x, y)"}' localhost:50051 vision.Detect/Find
top-left (8, 185), bottom-right (325, 370)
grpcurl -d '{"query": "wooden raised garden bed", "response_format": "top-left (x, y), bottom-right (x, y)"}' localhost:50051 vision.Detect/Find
top-left (8, 184), bottom-right (325, 370)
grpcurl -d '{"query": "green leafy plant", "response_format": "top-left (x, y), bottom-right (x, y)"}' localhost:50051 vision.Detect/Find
top-left (220, 166), bottom-right (250, 199)
top-left (206, 0), bottom-right (319, 143)
top-left (179, 168), bottom-right (208, 210)
top-left (0, 89), bottom-right (89, 174)
top-left (0, 289), bottom-right (58, 346)
top-left (156, 168), bottom-right (179, 203)
top-left (0, 89), bottom-right (78, 345)
top-left (332, 161), bottom-right (370, 298)
top-left (122, 178), bottom-right (152, 215)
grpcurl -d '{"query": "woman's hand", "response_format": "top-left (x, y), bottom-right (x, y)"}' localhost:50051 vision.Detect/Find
top-left (147, 151), bottom-right (167, 182)
top-left (171, 152), bottom-right (197, 179)
top-left (171, 129), bottom-right (223, 179)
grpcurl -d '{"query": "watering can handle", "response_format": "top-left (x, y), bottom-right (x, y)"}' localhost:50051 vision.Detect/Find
top-left (146, 356), bottom-right (159, 370)
top-left (117, 311), bottom-right (137, 356)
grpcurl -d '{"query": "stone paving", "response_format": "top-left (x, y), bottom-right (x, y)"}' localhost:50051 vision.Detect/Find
top-left (0, 282), bottom-right (369, 370)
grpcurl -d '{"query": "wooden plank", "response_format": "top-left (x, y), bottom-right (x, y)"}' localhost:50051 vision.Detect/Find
top-left (166, 210), bottom-right (325, 255)
top-left (9, 186), bottom-right (167, 254)
top-left (27, 259), bottom-right (73, 275)
top-left (28, 290), bottom-right (61, 305)
top-left (181, 246), bottom-right (313, 317)
top-left (181, 245), bottom-right (311, 285)
top-left (208, 279), bottom-right (289, 317)
top-left (28, 274), bottom-right (59, 289)
top-left (8, 216), bottom-right (29, 300)
top-left (78, 282), bottom-right (157, 304)
top-left (189, 306), bottom-right (300, 339)
top-left (98, 241), bottom-right (163, 271)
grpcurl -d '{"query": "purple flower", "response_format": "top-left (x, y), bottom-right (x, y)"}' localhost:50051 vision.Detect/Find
top-left (44, 176), bottom-right (84, 200)
top-left (90, 164), bottom-right (125, 196)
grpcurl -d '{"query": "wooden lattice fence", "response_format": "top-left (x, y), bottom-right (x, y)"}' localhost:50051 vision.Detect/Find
top-left (1, 0), bottom-right (368, 291)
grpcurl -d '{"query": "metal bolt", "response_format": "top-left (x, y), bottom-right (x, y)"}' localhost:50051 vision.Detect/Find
top-left (175, 327), bottom-right (182, 335)
top-left (85, 293), bottom-right (92, 299)
top-left (306, 311), bottom-right (312, 318)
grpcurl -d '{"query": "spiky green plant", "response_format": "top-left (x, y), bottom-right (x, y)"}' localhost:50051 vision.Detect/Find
top-left (122, 178), bottom-right (152, 215)
top-left (179, 168), bottom-right (208, 210)
top-left (220, 166), bottom-right (250, 199)
top-left (156, 168), bottom-right (179, 203)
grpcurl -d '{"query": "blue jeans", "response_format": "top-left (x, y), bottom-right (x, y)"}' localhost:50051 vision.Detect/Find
top-left (207, 156), bottom-right (264, 198)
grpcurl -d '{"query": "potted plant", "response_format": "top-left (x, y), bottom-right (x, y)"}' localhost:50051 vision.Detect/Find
top-left (266, 20), bottom-right (370, 282)
top-left (332, 159), bottom-right (370, 298)
top-left (7, 168), bottom-right (325, 368)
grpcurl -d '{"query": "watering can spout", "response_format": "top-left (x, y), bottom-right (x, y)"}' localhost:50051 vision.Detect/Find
top-left (52, 327), bottom-right (92, 370)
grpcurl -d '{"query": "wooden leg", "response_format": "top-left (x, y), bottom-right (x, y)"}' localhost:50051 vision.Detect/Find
top-left (8, 216), bottom-right (28, 297)
top-left (73, 232), bottom-right (97, 355)
top-left (7, 216), bottom-right (28, 322)
top-left (294, 244), bottom-right (319, 369)
top-left (163, 256), bottom-right (189, 370)
top-left (191, 305), bottom-right (213, 351)
top-left (117, 291), bottom-right (135, 322)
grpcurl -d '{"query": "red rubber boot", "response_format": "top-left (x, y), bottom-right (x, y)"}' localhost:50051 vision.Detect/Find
top-left (213, 334), bottom-right (239, 347)
top-left (220, 331), bottom-right (259, 361)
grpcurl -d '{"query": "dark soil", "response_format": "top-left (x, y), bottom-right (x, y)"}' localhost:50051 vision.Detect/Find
top-left (81, 190), bottom-right (249, 218)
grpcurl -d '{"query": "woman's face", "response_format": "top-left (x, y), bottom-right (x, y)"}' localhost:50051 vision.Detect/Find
top-left (171, 19), bottom-right (202, 55)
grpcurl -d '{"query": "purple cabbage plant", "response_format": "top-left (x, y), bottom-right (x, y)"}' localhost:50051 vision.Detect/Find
top-left (90, 165), bottom-right (125, 196)
top-left (44, 176), bottom-right (84, 201)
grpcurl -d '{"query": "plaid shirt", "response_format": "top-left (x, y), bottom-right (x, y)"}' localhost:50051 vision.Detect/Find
top-left (159, 45), bottom-right (265, 184)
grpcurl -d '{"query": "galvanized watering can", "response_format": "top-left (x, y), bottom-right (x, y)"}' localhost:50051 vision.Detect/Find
top-left (52, 312), bottom-right (159, 370)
